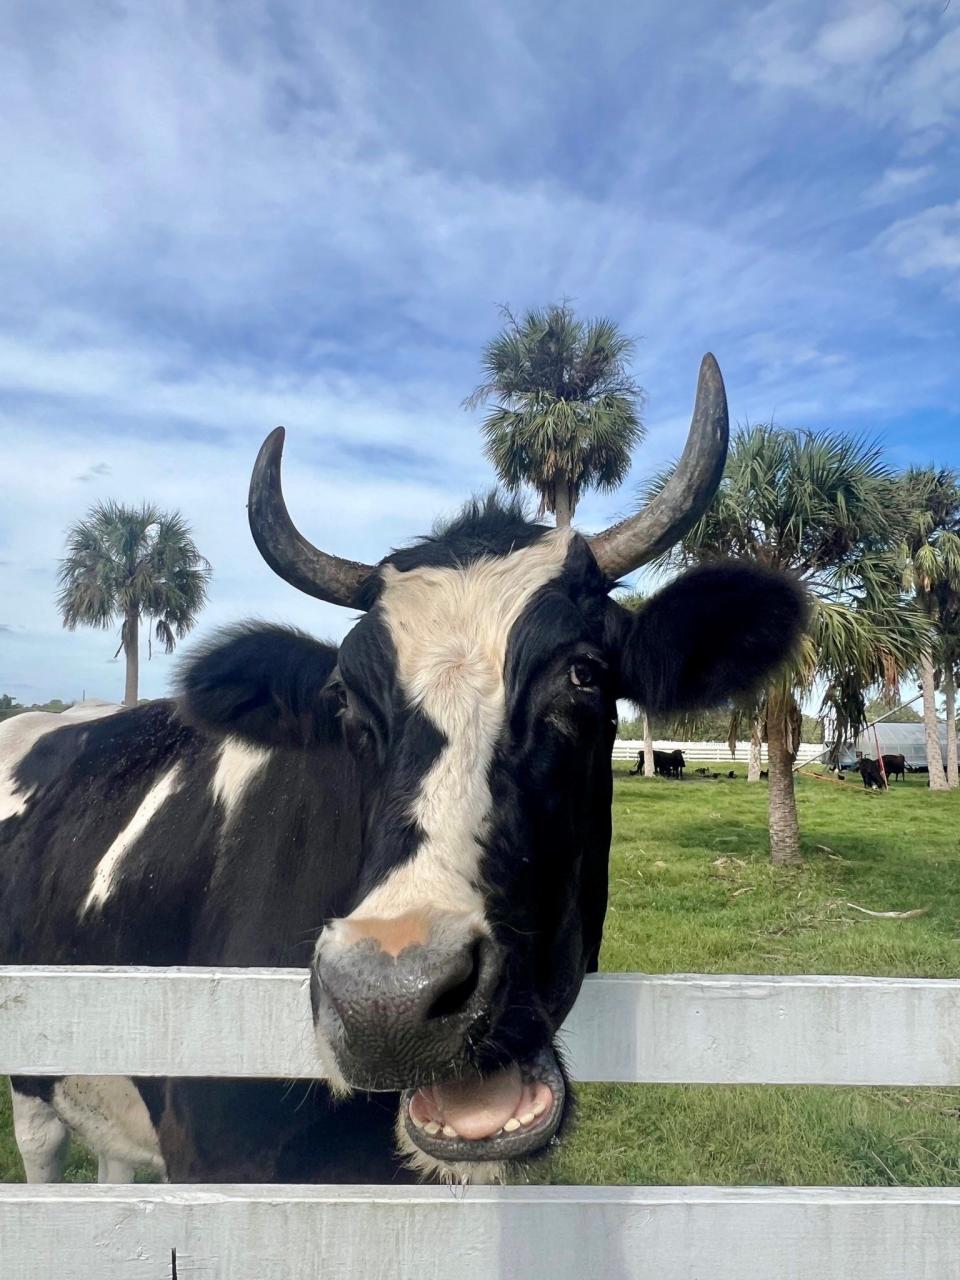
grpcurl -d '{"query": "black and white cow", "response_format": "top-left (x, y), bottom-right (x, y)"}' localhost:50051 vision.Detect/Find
top-left (0, 357), bottom-right (805, 1186)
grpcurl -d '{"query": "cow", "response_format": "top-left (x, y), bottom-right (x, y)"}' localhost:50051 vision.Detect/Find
top-left (666, 749), bottom-right (685, 779)
top-left (0, 355), bottom-right (806, 1187)
top-left (629, 749), bottom-right (678, 777)
top-left (881, 753), bottom-right (906, 783)
top-left (856, 757), bottom-right (886, 789)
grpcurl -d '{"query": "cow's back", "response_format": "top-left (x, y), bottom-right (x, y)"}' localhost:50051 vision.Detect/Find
top-left (0, 702), bottom-right (121, 821)
top-left (1, 698), bottom-right (364, 968)
top-left (0, 700), bottom-right (208, 964)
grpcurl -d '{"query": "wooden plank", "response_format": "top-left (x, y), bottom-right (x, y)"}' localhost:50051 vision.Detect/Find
top-left (560, 972), bottom-right (960, 1085)
top-left (2, 967), bottom-right (960, 1084)
top-left (3, 1184), bottom-right (960, 1280)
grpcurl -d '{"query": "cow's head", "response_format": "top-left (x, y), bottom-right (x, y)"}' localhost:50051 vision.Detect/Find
top-left (184, 356), bottom-right (805, 1181)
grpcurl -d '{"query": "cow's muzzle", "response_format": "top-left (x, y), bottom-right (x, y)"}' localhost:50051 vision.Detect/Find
top-left (311, 915), bottom-right (505, 1091)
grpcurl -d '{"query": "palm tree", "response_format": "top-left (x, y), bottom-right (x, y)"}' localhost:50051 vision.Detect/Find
top-left (58, 502), bottom-right (211, 706)
top-left (652, 426), bottom-right (929, 864)
top-left (727, 697), bottom-right (766, 782)
top-left (939, 608), bottom-right (960, 788)
top-left (898, 468), bottom-right (960, 790)
top-left (466, 303), bottom-right (645, 526)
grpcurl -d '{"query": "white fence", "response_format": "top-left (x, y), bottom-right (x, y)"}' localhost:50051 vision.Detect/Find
top-left (612, 739), bottom-right (826, 764)
top-left (2, 966), bottom-right (960, 1278)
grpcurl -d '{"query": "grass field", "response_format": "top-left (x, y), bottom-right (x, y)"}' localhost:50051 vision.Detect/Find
top-left (4, 764), bottom-right (960, 1185)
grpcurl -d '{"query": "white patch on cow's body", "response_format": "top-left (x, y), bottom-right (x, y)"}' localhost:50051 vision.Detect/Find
top-left (0, 701), bottom-right (120, 821)
top-left (52, 1076), bottom-right (166, 1181)
top-left (10, 1087), bottom-right (71, 1183)
top-left (80, 764), bottom-right (183, 916)
top-left (345, 530), bottom-right (572, 925)
top-left (212, 738), bottom-right (269, 820)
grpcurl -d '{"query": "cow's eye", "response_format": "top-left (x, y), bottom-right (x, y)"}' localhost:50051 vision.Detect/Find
top-left (569, 660), bottom-right (597, 688)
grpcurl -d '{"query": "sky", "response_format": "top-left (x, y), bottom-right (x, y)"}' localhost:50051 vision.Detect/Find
top-left (1, 0), bottom-right (959, 704)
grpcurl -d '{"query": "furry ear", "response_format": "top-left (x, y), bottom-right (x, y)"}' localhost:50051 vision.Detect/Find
top-left (176, 624), bottom-right (341, 750)
top-left (616, 563), bottom-right (807, 713)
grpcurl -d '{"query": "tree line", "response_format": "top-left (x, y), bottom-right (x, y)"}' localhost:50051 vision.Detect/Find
top-left (32, 302), bottom-right (960, 866)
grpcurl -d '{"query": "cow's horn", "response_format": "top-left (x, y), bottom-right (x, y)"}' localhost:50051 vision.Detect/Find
top-left (248, 427), bottom-right (375, 609)
top-left (588, 353), bottom-right (729, 580)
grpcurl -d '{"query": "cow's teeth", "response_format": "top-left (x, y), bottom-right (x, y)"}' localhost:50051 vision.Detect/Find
top-left (424, 1121), bottom-right (441, 1136)
top-left (532, 1101), bottom-right (547, 1118)
top-left (519, 1111), bottom-right (536, 1126)
top-left (442, 1125), bottom-right (458, 1139)
top-left (503, 1118), bottom-right (521, 1133)
top-left (412, 1115), bottom-right (425, 1129)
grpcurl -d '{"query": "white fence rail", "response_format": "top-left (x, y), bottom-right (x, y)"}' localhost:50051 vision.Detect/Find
top-left (612, 739), bottom-right (825, 764)
top-left (3, 966), bottom-right (960, 1279)
top-left (5, 1185), bottom-right (960, 1280)
top-left (3, 968), bottom-right (960, 1085)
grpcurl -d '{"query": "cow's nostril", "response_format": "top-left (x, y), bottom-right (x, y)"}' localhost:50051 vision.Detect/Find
top-left (425, 938), bottom-right (486, 1021)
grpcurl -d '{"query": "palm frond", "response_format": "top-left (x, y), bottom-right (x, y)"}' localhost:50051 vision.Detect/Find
top-left (467, 303), bottom-right (644, 516)
top-left (57, 502), bottom-right (212, 652)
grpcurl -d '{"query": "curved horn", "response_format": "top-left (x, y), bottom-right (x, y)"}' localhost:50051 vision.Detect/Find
top-left (248, 427), bottom-right (375, 609)
top-left (588, 353), bottom-right (729, 580)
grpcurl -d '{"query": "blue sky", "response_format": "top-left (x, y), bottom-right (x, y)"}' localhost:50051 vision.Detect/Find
top-left (2, 0), bottom-right (959, 703)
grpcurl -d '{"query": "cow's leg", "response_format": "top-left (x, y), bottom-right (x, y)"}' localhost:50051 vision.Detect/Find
top-left (10, 1081), bottom-right (70, 1183)
top-left (52, 1077), bottom-right (166, 1183)
top-left (97, 1155), bottom-right (137, 1183)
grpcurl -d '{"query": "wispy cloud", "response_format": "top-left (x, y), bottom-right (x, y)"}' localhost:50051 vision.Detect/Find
top-left (874, 199), bottom-right (960, 298)
top-left (863, 164), bottom-right (935, 207)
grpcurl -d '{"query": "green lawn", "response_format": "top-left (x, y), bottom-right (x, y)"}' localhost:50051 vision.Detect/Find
top-left (536, 765), bottom-right (960, 1186)
top-left (4, 765), bottom-right (959, 1185)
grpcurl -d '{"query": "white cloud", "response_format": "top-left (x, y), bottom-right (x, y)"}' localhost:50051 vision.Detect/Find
top-left (722, 0), bottom-right (959, 133)
top-left (814, 4), bottom-right (905, 64)
top-left (874, 200), bottom-right (960, 290)
top-left (863, 164), bottom-right (935, 206)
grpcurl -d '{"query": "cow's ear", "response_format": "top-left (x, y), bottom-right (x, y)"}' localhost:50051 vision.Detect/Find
top-left (615, 563), bottom-right (807, 713)
top-left (176, 624), bottom-right (342, 750)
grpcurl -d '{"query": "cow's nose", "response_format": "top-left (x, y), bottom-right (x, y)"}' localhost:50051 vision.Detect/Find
top-left (311, 913), bottom-right (504, 1090)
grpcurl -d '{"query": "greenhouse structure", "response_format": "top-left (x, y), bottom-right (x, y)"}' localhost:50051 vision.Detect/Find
top-left (834, 720), bottom-right (948, 770)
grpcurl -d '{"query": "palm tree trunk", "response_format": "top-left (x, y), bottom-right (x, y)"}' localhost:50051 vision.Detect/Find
top-left (553, 473), bottom-right (573, 529)
top-left (642, 711), bottom-right (655, 777)
top-left (919, 652), bottom-right (948, 790)
top-left (747, 716), bottom-right (763, 782)
top-left (123, 606), bottom-right (139, 707)
top-left (944, 664), bottom-right (958, 788)
top-left (766, 690), bottom-right (801, 864)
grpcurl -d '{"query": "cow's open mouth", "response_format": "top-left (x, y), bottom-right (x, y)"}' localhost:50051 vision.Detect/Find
top-left (401, 1046), bottom-right (564, 1162)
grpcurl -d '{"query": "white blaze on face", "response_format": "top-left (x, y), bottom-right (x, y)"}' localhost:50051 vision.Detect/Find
top-left (346, 529), bottom-right (573, 923)
top-left (80, 764), bottom-right (183, 917)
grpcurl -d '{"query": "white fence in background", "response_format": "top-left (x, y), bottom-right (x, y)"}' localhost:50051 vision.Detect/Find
top-left (2, 967), bottom-right (959, 1279)
top-left (613, 738), bottom-right (825, 764)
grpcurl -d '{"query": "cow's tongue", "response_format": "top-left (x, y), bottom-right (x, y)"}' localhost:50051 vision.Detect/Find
top-left (422, 1064), bottom-right (524, 1141)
